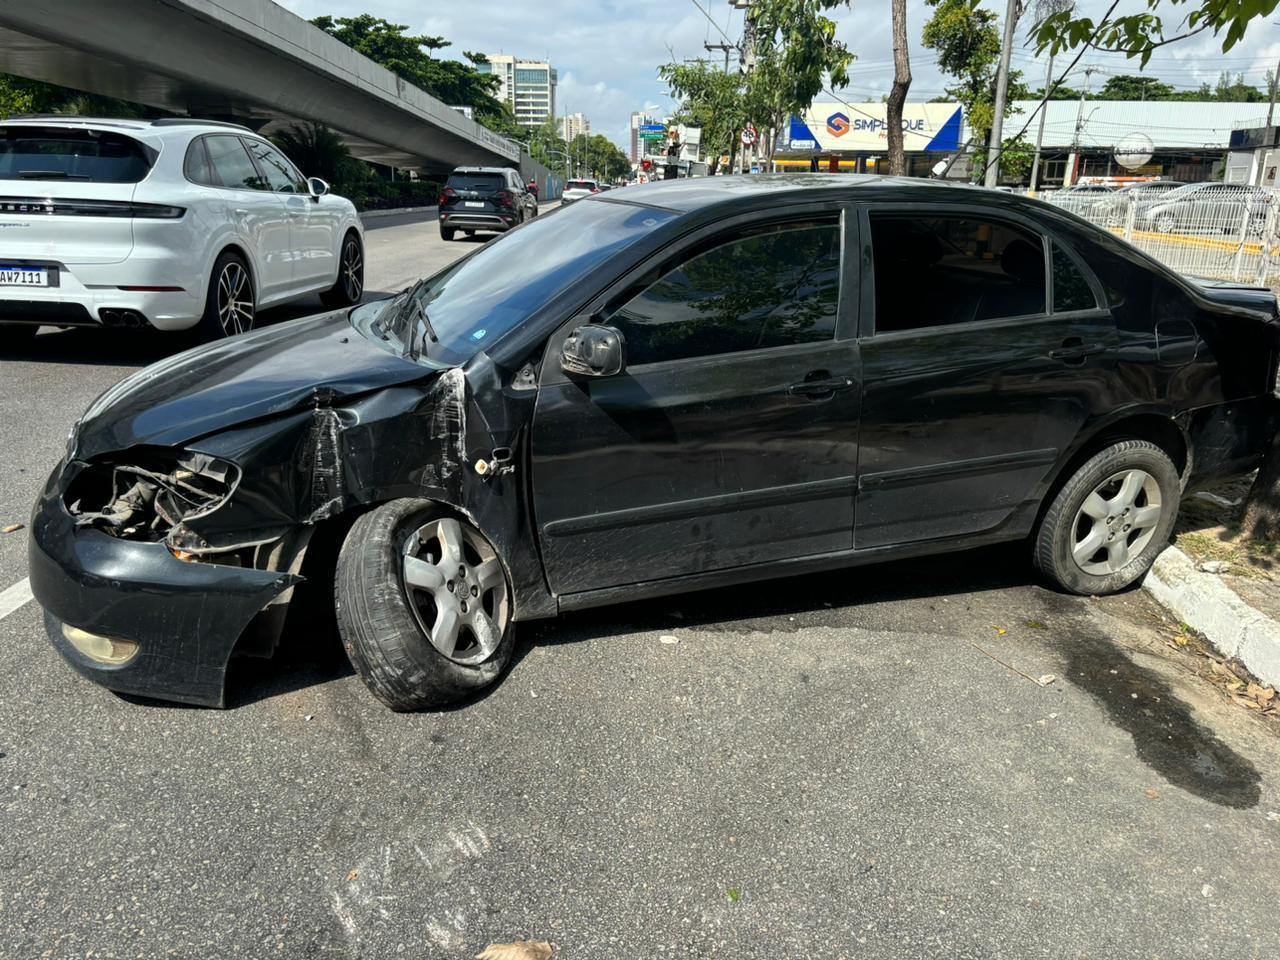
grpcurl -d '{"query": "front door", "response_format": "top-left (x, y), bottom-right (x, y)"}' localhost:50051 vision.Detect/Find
top-left (244, 139), bottom-right (338, 287)
top-left (532, 213), bottom-right (861, 596)
top-left (854, 206), bottom-right (1118, 548)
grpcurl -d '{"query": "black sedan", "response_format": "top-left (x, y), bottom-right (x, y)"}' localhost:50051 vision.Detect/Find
top-left (29, 175), bottom-right (1280, 709)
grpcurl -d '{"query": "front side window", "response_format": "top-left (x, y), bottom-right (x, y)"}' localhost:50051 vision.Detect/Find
top-left (204, 135), bottom-right (265, 190)
top-left (603, 221), bottom-right (842, 366)
top-left (1051, 242), bottom-right (1099, 312)
top-left (245, 140), bottom-right (306, 193)
top-left (870, 214), bottom-right (1046, 332)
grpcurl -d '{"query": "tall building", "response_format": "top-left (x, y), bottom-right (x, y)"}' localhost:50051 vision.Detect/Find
top-left (630, 111), bottom-right (658, 163)
top-left (559, 112), bottom-right (590, 141)
top-left (477, 54), bottom-right (557, 128)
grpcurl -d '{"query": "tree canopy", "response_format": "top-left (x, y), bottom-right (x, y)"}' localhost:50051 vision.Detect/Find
top-left (310, 14), bottom-right (520, 136)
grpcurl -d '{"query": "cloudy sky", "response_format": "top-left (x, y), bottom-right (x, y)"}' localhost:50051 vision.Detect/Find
top-left (277, 0), bottom-right (1280, 149)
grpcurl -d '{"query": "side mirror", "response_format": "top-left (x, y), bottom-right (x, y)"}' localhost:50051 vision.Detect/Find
top-left (307, 177), bottom-right (330, 201)
top-left (560, 323), bottom-right (626, 378)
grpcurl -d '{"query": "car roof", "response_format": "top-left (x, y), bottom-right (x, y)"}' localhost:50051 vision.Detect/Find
top-left (0, 116), bottom-right (261, 140)
top-left (450, 166), bottom-right (513, 174)
top-left (591, 173), bottom-right (971, 213)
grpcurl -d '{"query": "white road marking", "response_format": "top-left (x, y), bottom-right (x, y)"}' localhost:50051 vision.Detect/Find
top-left (0, 578), bottom-right (34, 620)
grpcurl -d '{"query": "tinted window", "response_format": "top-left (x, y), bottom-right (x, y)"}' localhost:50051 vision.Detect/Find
top-left (870, 215), bottom-right (1046, 332)
top-left (567, 180), bottom-right (596, 190)
top-left (246, 140), bottom-right (305, 193)
top-left (183, 138), bottom-right (213, 185)
top-left (604, 222), bottom-right (841, 366)
top-left (0, 127), bottom-right (152, 183)
top-left (447, 172), bottom-right (506, 192)
top-left (205, 135), bottom-right (264, 190)
top-left (372, 199), bottom-right (679, 365)
top-left (1052, 243), bottom-right (1099, 312)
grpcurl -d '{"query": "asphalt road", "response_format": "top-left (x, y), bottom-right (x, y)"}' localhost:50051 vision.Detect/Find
top-left (1, 206), bottom-right (1278, 959)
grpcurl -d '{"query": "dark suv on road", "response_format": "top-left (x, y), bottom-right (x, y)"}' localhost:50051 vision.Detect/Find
top-left (438, 166), bottom-right (537, 241)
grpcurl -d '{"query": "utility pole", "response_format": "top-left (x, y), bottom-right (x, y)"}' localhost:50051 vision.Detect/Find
top-left (984, 0), bottom-right (1022, 187)
top-left (1064, 66), bottom-right (1094, 188)
top-left (1029, 53), bottom-right (1054, 193)
top-left (704, 40), bottom-right (734, 72)
top-left (1255, 56), bottom-right (1280, 186)
top-left (735, 0), bottom-right (757, 174)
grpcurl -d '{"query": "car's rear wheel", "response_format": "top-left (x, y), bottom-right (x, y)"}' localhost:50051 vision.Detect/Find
top-left (1033, 440), bottom-right (1180, 595)
top-left (440, 226), bottom-right (456, 241)
top-left (1155, 213), bottom-right (1176, 234)
top-left (198, 251), bottom-right (255, 340)
top-left (335, 499), bottom-right (515, 711)
top-left (320, 232), bottom-right (363, 308)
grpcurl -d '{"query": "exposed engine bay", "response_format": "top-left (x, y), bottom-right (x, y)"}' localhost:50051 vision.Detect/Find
top-left (66, 450), bottom-right (238, 545)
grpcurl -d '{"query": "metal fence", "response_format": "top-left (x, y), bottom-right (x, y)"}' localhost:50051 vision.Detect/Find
top-left (1039, 184), bottom-right (1280, 290)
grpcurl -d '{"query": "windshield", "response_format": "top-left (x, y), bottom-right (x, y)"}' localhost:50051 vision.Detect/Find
top-left (0, 126), bottom-right (153, 182)
top-left (351, 200), bottom-right (678, 365)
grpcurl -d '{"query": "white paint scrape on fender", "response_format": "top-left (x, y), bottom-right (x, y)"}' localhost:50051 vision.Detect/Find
top-left (1144, 545), bottom-right (1280, 688)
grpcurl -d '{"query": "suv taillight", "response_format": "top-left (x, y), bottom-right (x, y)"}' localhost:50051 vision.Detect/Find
top-left (438, 186), bottom-right (457, 206)
top-left (496, 190), bottom-right (514, 209)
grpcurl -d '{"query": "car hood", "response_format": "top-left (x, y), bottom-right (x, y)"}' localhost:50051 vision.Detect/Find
top-left (73, 309), bottom-right (437, 460)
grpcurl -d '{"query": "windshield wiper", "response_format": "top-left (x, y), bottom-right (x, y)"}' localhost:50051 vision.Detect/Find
top-left (404, 297), bottom-right (438, 362)
top-left (17, 170), bottom-right (89, 179)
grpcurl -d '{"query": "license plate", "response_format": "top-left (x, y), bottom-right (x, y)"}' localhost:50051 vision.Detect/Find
top-left (464, 201), bottom-right (485, 209)
top-left (0, 266), bottom-right (47, 286)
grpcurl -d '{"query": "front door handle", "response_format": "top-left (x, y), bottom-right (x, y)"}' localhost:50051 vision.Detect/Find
top-left (788, 375), bottom-right (854, 399)
top-left (1049, 339), bottom-right (1106, 364)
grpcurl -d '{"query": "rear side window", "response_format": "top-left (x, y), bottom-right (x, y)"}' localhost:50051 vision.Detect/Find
top-left (204, 135), bottom-right (264, 190)
top-left (0, 126), bottom-right (153, 183)
top-left (870, 214), bottom-right (1046, 332)
top-left (604, 221), bottom-right (842, 366)
top-left (447, 172), bottom-right (506, 192)
top-left (184, 138), bottom-right (214, 185)
top-left (1051, 242), bottom-right (1099, 312)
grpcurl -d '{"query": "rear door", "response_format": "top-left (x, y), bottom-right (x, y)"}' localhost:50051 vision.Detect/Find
top-left (200, 135), bottom-right (292, 296)
top-left (854, 203), bottom-right (1117, 548)
top-left (531, 206), bottom-right (861, 596)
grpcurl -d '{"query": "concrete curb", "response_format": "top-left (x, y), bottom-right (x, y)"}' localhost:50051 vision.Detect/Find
top-left (358, 205), bottom-right (437, 221)
top-left (1144, 545), bottom-right (1280, 687)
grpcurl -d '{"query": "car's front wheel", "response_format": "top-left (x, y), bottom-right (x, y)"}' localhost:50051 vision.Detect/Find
top-left (1154, 213), bottom-right (1176, 234)
top-left (198, 251), bottom-right (255, 340)
top-left (1033, 440), bottom-right (1180, 595)
top-left (320, 232), bottom-right (363, 308)
top-left (335, 499), bottom-right (515, 710)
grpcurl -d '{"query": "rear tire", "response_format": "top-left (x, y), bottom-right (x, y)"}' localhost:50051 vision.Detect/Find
top-left (197, 251), bottom-right (255, 340)
top-left (1033, 440), bottom-right (1180, 595)
top-left (440, 227), bottom-right (456, 241)
top-left (335, 499), bottom-right (515, 711)
top-left (320, 232), bottom-right (363, 308)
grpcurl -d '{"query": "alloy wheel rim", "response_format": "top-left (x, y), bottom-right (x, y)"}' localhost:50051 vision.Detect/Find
top-left (216, 262), bottom-right (254, 336)
top-left (1071, 468), bottom-right (1163, 576)
top-left (342, 239), bottom-right (363, 301)
top-left (401, 517), bottom-right (509, 665)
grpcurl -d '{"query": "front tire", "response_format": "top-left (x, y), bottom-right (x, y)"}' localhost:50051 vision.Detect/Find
top-left (335, 499), bottom-right (515, 711)
top-left (1033, 440), bottom-right (1180, 595)
top-left (320, 232), bottom-right (363, 308)
top-left (197, 251), bottom-right (255, 340)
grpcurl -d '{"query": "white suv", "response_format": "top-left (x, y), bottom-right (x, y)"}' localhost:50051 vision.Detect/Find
top-left (0, 117), bottom-right (364, 342)
top-left (560, 178), bottom-right (599, 204)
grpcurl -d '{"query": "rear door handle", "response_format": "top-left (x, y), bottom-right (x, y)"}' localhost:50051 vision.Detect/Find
top-left (1049, 340), bottom-right (1106, 363)
top-left (788, 376), bottom-right (854, 399)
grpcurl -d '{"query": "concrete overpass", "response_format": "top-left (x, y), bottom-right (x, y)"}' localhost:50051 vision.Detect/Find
top-left (0, 0), bottom-right (521, 175)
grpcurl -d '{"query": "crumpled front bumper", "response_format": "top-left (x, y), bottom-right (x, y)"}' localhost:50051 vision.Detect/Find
top-left (28, 464), bottom-right (299, 707)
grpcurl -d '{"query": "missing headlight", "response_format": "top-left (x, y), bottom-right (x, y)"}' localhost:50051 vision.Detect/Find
top-left (65, 450), bottom-right (239, 542)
